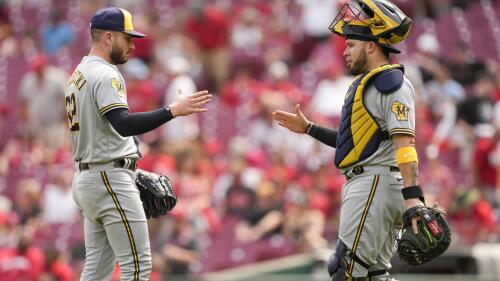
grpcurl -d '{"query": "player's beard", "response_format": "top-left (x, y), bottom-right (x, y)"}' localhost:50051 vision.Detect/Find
top-left (110, 42), bottom-right (128, 65)
top-left (349, 50), bottom-right (368, 75)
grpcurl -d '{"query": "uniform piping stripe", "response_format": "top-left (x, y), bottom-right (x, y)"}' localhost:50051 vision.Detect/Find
top-left (388, 128), bottom-right (415, 137)
top-left (347, 175), bottom-right (380, 276)
top-left (99, 103), bottom-right (129, 114)
top-left (389, 128), bottom-right (415, 133)
top-left (100, 171), bottom-right (140, 281)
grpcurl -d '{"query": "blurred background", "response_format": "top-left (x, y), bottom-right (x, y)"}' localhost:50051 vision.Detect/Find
top-left (0, 0), bottom-right (500, 280)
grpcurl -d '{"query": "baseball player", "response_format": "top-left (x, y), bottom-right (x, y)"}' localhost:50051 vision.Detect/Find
top-left (273, 0), bottom-right (424, 280)
top-left (64, 7), bottom-right (212, 280)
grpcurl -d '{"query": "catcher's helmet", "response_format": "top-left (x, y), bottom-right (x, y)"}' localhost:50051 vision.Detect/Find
top-left (329, 0), bottom-right (412, 53)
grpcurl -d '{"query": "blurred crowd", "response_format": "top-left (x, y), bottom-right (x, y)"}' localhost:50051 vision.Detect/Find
top-left (0, 0), bottom-right (500, 280)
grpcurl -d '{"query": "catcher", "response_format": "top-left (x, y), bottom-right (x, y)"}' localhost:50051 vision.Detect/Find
top-left (273, 0), bottom-right (450, 280)
top-left (66, 7), bottom-right (211, 281)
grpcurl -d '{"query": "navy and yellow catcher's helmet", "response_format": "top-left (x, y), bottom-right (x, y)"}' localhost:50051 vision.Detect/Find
top-left (329, 0), bottom-right (412, 53)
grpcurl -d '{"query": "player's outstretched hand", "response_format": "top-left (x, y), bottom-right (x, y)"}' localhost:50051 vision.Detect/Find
top-left (272, 104), bottom-right (310, 134)
top-left (169, 90), bottom-right (212, 117)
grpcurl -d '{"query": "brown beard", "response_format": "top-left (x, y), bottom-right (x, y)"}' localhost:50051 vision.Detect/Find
top-left (349, 49), bottom-right (368, 75)
top-left (110, 42), bottom-right (127, 65)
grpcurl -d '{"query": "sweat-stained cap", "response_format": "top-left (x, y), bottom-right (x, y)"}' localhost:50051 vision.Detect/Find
top-left (90, 7), bottom-right (146, 38)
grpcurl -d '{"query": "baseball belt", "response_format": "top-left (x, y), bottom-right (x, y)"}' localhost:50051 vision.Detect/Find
top-left (78, 158), bottom-right (137, 172)
top-left (345, 166), bottom-right (399, 181)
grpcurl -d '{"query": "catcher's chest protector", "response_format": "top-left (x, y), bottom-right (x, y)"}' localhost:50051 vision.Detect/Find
top-left (335, 64), bottom-right (404, 168)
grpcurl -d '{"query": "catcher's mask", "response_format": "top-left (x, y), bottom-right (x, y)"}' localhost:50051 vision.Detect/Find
top-left (329, 0), bottom-right (412, 54)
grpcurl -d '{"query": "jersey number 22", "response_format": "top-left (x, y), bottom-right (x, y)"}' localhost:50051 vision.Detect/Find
top-left (65, 92), bottom-right (79, 131)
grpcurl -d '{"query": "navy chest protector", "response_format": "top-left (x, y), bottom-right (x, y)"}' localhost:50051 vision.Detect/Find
top-left (334, 64), bottom-right (404, 169)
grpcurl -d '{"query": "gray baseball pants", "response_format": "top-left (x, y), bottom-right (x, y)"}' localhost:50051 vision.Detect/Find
top-left (339, 166), bottom-right (405, 280)
top-left (72, 163), bottom-right (152, 281)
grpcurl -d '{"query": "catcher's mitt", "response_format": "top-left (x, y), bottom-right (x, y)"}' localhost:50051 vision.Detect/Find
top-left (397, 205), bottom-right (451, 265)
top-left (135, 169), bottom-right (177, 219)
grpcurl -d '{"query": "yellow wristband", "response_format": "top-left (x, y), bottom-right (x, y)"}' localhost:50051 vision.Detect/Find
top-left (396, 146), bottom-right (418, 164)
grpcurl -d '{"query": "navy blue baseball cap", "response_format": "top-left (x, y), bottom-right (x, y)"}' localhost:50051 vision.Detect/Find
top-left (90, 7), bottom-right (146, 38)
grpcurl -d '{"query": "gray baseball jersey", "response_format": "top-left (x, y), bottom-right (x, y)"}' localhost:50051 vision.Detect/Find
top-left (65, 55), bottom-right (139, 163)
top-left (341, 76), bottom-right (416, 172)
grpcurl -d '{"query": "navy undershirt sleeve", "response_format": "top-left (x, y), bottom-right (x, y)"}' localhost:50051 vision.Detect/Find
top-left (105, 107), bottom-right (174, 137)
top-left (307, 124), bottom-right (338, 148)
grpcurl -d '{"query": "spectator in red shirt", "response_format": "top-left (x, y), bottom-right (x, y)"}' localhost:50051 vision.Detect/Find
top-left (474, 136), bottom-right (497, 191)
top-left (219, 64), bottom-right (266, 137)
top-left (174, 149), bottom-right (214, 233)
top-left (449, 189), bottom-right (496, 243)
top-left (263, 60), bottom-right (307, 105)
top-left (480, 130), bottom-right (500, 209)
top-left (124, 58), bottom-right (159, 113)
top-left (0, 231), bottom-right (45, 281)
top-left (42, 246), bottom-right (74, 281)
top-left (138, 140), bottom-right (176, 176)
top-left (186, 4), bottom-right (231, 92)
top-left (220, 63), bottom-right (264, 107)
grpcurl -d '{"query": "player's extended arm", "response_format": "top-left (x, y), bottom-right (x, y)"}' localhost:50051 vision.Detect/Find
top-left (106, 90), bottom-right (212, 137)
top-left (106, 107), bottom-right (173, 137)
top-left (392, 133), bottom-right (425, 234)
top-left (272, 104), bottom-right (338, 148)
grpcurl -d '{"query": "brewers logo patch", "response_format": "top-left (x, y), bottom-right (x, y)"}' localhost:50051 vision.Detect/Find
top-left (391, 101), bottom-right (409, 121)
top-left (111, 78), bottom-right (125, 96)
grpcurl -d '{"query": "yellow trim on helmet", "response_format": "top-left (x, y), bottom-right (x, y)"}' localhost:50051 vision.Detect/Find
top-left (361, 0), bottom-right (399, 36)
top-left (119, 8), bottom-right (134, 31)
top-left (333, 20), bottom-right (368, 36)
